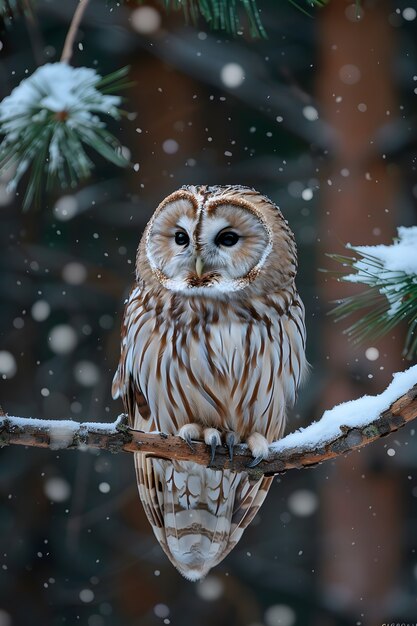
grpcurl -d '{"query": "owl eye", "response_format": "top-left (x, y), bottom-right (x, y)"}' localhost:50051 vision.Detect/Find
top-left (174, 231), bottom-right (190, 246)
top-left (215, 231), bottom-right (240, 247)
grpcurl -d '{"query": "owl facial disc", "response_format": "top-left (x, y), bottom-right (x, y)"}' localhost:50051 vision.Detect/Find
top-left (144, 186), bottom-right (282, 295)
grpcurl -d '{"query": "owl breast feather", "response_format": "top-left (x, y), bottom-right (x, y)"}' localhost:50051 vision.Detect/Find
top-left (119, 286), bottom-right (305, 443)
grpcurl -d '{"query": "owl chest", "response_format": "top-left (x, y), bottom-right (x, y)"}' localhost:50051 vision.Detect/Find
top-left (130, 311), bottom-right (288, 432)
top-left (135, 315), bottom-right (267, 382)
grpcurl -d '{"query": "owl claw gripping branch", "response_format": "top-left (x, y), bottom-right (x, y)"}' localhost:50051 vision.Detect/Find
top-left (112, 185), bottom-right (307, 580)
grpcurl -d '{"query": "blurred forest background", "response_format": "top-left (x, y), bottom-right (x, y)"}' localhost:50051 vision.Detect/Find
top-left (1, 0), bottom-right (417, 625)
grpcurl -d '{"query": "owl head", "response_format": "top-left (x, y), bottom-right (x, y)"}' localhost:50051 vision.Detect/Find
top-left (137, 185), bottom-right (297, 296)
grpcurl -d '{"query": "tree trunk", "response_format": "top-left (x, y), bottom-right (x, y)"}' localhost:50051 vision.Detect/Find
top-left (317, 0), bottom-right (403, 623)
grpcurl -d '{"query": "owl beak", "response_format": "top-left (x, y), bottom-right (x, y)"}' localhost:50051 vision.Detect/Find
top-left (195, 256), bottom-right (204, 278)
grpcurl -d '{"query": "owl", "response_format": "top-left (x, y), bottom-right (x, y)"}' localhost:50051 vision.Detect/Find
top-left (112, 185), bottom-right (307, 580)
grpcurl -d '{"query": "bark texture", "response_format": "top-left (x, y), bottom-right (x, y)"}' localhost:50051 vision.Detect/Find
top-left (1, 384), bottom-right (416, 479)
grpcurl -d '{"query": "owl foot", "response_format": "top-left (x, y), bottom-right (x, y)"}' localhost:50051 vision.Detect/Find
top-left (246, 432), bottom-right (269, 468)
top-left (204, 428), bottom-right (222, 465)
top-left (178, 423), bottom-right (203, 452)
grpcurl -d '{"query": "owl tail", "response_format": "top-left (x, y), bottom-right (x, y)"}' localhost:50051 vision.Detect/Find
top-left (134, 453), bottom-right (273, 581)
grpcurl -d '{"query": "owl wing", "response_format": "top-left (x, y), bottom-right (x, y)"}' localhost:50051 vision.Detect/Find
top-left (111, 285), bottom-right (166, 535)
top-left (112, 284), bottom-right (152, 430)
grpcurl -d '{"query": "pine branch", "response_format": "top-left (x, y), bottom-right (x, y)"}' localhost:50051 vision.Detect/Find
top-left (286, 0), bottom-right (328, 18)
top-left (328, 228), bottom-right (417, 359)
top-left (136, 0), bottom-right (329, 38)
top-left (157, 0), bottom-right (266, 37)
top-left (0, 64), bottom-right (131, 210)
top-left (1, 380), bottom-right (416, 479)
top-left (61, 0), bottom-right (91, 64)
top-left (0, 0), bottom-right (132, 210)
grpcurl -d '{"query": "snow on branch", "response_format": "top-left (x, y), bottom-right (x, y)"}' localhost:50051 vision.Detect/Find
top-left (329, 226), bottom-right (417, 359)
top-left (1, 366), bottom-right (417, 477)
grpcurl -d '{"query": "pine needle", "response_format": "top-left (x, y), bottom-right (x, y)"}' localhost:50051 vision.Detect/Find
top-left (156, 0), bottom-right (266, 37)
top-left (327, 239), bottom-right (417, 360)
top-left (0, 63), bottom-right (131, 211)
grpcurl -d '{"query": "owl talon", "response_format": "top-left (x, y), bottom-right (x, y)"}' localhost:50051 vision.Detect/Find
top-left (184, 435), bottom-right (195, 452)
top-left (246, 455), bottom-right (264, 468)
top-left (203, 428), bottom-right (222, 466)
top-left (177, 423), bottom-right (202, 453)
top-left (209, 440), bottom-right (217, 465)
top-left (225, 432), bottom-right (237, 462)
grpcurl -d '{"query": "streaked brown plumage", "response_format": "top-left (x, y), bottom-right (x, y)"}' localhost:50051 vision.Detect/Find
top-left (112, 185), bottom-right (307, 580)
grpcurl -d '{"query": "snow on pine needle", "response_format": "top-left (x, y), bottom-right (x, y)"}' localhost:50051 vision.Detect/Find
top-left (0, 63), bottom-right (130, 210)
top-left (328, 227), bottom-right (417, 359)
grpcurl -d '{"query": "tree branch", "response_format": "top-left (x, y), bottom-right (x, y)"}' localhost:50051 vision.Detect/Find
top-left (60, 0), bottom-right (90, 64)
top-left (1, 383), bottom-right (417, 478)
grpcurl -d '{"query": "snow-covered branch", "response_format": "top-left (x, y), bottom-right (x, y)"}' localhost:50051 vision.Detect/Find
top-left (329, 226), bottom-right (417, 359)
top-left (1, 366), bottom-right (417, 477)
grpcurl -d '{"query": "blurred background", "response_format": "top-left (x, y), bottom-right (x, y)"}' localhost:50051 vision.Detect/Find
top-left (0, 0), bottom-right (417, 624)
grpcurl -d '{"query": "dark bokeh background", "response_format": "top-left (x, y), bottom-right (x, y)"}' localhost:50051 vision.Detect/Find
top-left (1, 1), bottom-right (417, 625)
